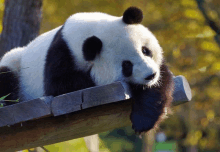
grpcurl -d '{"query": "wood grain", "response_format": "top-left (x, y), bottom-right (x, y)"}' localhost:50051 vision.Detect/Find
top-left (0, 77), bottom-right (192, 151)
top-left (0, 100), bottom-right (132, 152)
top-left (82, 82), bottom-right (127, 109)
top-left (0, 105), bottom-right (15, 127)
top-left (0, 96), bottom-right (52, 127)
top-left (172, 76), bottom-right (192, 106)
top-left (52, 90), bottom-right (82, 116)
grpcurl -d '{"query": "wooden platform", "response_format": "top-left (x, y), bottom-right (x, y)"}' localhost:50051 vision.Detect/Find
top-left (0, 76), bottom-right (192, 152)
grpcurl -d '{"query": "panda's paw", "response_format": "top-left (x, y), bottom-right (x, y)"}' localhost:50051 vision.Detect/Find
top-left (130, 112), bottom-right (155, 133)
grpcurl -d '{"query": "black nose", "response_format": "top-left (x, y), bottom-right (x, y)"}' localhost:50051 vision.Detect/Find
top-left (145, 73), bottom-right (156, 80)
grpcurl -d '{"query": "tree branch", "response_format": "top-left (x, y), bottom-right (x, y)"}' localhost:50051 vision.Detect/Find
top-left (196, 0), bottom-right (220, 46)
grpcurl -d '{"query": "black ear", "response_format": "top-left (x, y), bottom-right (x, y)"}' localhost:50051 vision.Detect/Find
top-left (83, 36), bottom-right (102, 61)
top-left (122, 7), bottom-right (143, 24)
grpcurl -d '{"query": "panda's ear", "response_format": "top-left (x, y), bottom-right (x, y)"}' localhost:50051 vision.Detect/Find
top-left (83, 36), bottom-right (102, 61)
top-left (122, 7), bottom-right (143, 24)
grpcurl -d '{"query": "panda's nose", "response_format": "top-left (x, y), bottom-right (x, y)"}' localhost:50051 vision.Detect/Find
top-left (145, 73), bottom-right (156, 80)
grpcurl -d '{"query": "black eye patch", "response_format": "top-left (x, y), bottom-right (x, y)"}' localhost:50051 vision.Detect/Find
top-left (142, 46), bottom-right (152, 58)
top-left (122, 60), bottom-right (133, 77)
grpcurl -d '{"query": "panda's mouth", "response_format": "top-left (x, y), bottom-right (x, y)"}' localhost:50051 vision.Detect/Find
top-left (144, 73), bottom-right (160, 88)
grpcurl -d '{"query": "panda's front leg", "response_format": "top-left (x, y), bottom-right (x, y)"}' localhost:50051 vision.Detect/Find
top-left (130, 87), bottom-right (164, 133)
top-left (130, 63), bottom-right (174, 133)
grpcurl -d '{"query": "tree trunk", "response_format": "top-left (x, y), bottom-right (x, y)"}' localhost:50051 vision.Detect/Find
top-left (0, 0), bottom-right (42, 57)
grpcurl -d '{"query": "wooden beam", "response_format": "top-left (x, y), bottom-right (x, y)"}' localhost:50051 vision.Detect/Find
top-left (0, 96), bottom-right (53, 127)
top-left (0, 75), bottom-right (192, 151)
top-left (0, 100), bottom-right (132, 152)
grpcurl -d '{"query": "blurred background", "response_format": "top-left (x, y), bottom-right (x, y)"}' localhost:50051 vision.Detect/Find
top-left (0, 0), bottom-right (220, 151)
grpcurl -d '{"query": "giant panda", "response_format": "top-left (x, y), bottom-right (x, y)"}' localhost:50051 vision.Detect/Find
top-left (0, 7), bottom-right (174, 133)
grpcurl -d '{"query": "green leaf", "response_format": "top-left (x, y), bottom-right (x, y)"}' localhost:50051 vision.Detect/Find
top-left (0, 93), bottom-right (11, 101)
top-left (3, 99), bottom-right (19, 102)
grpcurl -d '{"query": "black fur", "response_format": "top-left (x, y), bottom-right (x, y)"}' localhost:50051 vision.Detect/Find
top-left (142, 46), bottom-right (152, 58)
top-left (0, 66), bottom-right (19, 105)
top-left (83, 36), bottom-right (102, 61)
top-left (122, 60), bottom-right (133, 77)
top-left (145, 73), bottom-right (156, 80)
top-left (123, 7), bottom-right (143, 24)
top-left (130, 61), bottom-right (174, 133)
top-left (44, 26), bottom-right (95, 97)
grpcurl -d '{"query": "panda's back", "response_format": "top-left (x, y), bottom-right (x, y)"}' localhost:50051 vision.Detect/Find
top-left (19, 26), bottom-right (62, 101)
top-left (18, 13), bottom-right (120, 101)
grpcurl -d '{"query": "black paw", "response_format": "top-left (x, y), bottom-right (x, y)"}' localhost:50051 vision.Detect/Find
top-left (130, 112), bottom-right (155, 133)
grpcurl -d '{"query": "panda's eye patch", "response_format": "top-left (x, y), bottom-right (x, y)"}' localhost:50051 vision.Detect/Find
top-left (122, 60), bottom-right (133, 77)
top-left (142, 46), bottom-right (152, 57)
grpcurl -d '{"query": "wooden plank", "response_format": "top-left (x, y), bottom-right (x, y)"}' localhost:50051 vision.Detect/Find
top-left (0, 76), bottom-right (191, 128)
top-left (0, 105), bottom-right (15, 127)
top-left (172, 75), bottom-right (192, 106)
top-left (0, 75), bottom-right (192, 151)
top-left (51, 90), bottom-right (82, 116)
top-left (11, 96), bottom-right (52, 124)
top-left (82, 82), bottom-right (128, 109)
top-left (0, 96), bottom-right (53, 127)
top-left (0, 99), bottom-right (132, 152)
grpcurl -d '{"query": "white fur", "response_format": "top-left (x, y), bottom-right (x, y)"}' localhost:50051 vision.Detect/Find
top-left (0, 47), bottom-right (24, 74)
top-left (0, 11), bottom-right (163, 101)
top-left (19, 26), bottom-right (62, 101)
top-left (63, 12), bottom-right (163, 86)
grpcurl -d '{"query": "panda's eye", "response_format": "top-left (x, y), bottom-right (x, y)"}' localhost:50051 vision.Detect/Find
top-left (142, 46), bottom-right (152, 57)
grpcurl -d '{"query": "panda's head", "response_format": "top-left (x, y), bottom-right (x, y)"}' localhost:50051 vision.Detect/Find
top-left (64, 7), bottom-right (163, 87)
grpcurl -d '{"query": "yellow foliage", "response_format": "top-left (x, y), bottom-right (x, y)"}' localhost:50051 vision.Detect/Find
top-left (181, 0), bottom-right (197, 7)
top-left (44, 138), bottom-right (88, 152)
top-left (0, 0), bottom-right (4, 11)
top-left (194, 102), bottom-right (203, 110)
top-left (145, 2), bottom-right (156, 12)
top-left (211, 62), bottom-right (220, 71)
top-left (152, 10), bottom-right (162, 20)
top-left (200, 41), bottom-right (219, 52)
top-left (186, 131), bottom-right (202, 146)
top-left (99, 138), bottom-right (111, 152)
top-left (0, 24), bottom-right (2, 33)
top-left (44, 3), bottom-right (57, 15)
top-left (201, 118), bottom-right (209, 127)
top-left (184, 9), bottom-right (204, 20)
top-left (205, 53), bottom-right (216, 63)
top-left (198, 66), bottom-right (207, 72)
top-left (22, 148), bottom-right (35, 152)
top-left (206, 110), bottom-right (215, 121)
top-left (187, 21), bottom-right (199, 30)
top-left (208, 10), bottom-right (218, 20)
top-left (195, 130), bottom-right (202, 139)
top-left (172, 48), bottom-right (181, 58)
top-left (203, 26), bottom-right (216, 37)
top-left (184, 57), bottom-right (193, 65)
top-left (199, 138), bottom-right (208, 149)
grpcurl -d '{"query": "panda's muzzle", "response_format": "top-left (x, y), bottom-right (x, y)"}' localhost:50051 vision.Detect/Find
top-left (145, 72), bottom-right (156, 81)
